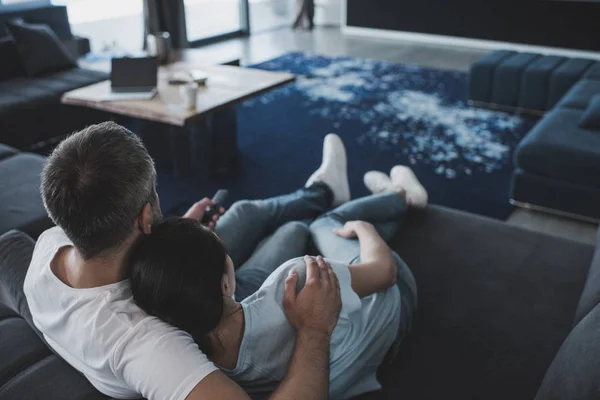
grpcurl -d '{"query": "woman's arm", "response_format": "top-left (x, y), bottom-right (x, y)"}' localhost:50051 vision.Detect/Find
top-left (333, 221), bottom-right (397, 298)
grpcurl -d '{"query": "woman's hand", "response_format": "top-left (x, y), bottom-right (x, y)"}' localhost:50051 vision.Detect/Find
top-left (183, 197), bottom-right (225, 230)
top-left (332, 221), bottom-right (374, 239)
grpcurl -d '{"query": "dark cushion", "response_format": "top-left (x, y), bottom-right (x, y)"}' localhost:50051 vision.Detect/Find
top-left (0, 154), bottom-right (53, 238)
top-left (0, 37), bottom-right (24, 81)
top-left (492, 52), bottom-right (540, 107)
top-left (534, 302), bottom-right (600, 400)
top-left (0, 5), bottom-right (73, 41)
top-left (6, 20), bottom-right (75, 76)
top-left (380, 205), bottom-right (594, 400)
top-left (583, 61), bottom-right (600, 80)
top-left (518, 55), bottom-right (565, 111)
top-left (547, 58), bottom-right (595, 108)
top-left (0, 230), bottom-right (36, 325)
top-left (469, 50), bottom-right (516, 103)
top-left (515, 108), bottom-right (600, 189)
top-left (579, 94), bottom-right (600, 130)
top-left (0, 68), bottom-right (109, 148)
top-left (556, 79), bottom-right (600, 110)
top-left (574, 229), bottom-right (600, 325)
top-left (0, 355), bottom-right (110, 400)
top-left (0, 303), bottom-right (52, 389)
top-left (510, 168), bottom-right (600, 221)
top-left (0, 144), bottom-right (17, 161)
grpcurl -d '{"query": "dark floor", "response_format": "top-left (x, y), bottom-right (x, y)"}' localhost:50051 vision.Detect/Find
top-left (196, 26), bottom-right (597, 245)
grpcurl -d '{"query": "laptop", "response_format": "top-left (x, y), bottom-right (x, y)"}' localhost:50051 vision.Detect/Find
top-left (110, 56), bottom-right (158, 94)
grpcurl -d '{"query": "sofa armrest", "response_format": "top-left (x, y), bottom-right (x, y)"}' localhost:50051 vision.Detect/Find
top-left (0, 230), bottom-right (40, 333)
top-left (384, 205), bottom-right (595, 400)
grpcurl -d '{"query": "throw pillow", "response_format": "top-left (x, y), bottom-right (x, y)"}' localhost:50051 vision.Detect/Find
top-left (579, 94), bottom-right (600, 130)
top-left (0, 37), bottom-right (24, 80)
top-left (5, 20), bottom-right (76, 77)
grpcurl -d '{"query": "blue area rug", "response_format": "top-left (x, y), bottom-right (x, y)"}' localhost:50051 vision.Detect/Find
top-left (158, 52), bottom-right (538, 220)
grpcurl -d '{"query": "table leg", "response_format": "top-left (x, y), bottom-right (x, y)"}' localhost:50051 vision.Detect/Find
top-left (169, 106), bottom-right (239, 180)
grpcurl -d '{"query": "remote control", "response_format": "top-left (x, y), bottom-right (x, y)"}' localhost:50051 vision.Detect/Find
top-left (201, 189), bottom-right (229, 225)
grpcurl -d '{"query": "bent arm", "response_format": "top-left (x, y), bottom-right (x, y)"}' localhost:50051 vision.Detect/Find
top-left (189, 256), bottom-right (339, 400)
top-left (348, 222), bottom-right (397, 298)
top-left (186, 329), bottom-right (330, 400)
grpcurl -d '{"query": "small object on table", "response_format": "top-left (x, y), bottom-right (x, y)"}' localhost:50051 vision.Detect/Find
top-left (146, 32), bottom-right (172, 65)
top-left (180, 82), bottom-right (199, 110)
top-left (168, 70), bottom-right (208, 85)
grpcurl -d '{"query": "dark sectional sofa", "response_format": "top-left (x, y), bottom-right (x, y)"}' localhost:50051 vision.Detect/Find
top-left (0, 5), bottom-right (110, 149)
top-left (1, 205), bottom-right (600, 399)
top-left (469, 51), bottom-right (600, 221)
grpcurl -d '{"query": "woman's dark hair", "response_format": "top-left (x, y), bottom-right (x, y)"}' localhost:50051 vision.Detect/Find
top-left (130, 218), bottom-right (227, 355)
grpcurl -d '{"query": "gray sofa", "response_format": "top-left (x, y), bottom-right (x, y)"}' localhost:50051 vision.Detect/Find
top-left (0, 4), bottom-right (110, 149)
top-left (0, 143), bottom-right (52, 238)
top-left (1, 205), bottom-right (599, 399)
top-left (469, 51), bottom-right (600, 221)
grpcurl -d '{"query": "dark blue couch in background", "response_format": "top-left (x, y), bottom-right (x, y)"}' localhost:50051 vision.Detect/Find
top-left (469, 51), bottom-right (600, 221)
top-left (0, 4), bottom-right (110, 149)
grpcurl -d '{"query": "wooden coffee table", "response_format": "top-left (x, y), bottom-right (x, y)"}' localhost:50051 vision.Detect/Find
top-left (62, 62), bottom-right (294, 178)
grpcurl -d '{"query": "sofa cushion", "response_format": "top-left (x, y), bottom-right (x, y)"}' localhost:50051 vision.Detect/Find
top-left (0, 37), bottom-right (24, 81)
top-left (518, 55), bottom-right (565, 111)
top-left (511, 168), bottom-right (600, 221)
top-left (0, 5), bottom-right (74, 41)
top-left (382, 205), bottom-right (593, 400)
top-left (469, 50), bottom-right (516, 103)
top-left (0, 304), bottom-right (52, 388)
top-left (534, 302), bottom-right (600, 400)
top-left (547, 58), bottom-right (595, 108)
top-left (0, 68), bottom-right (109, 148)
top-left (583, 61), bottom-right (600, 80)
top-left (492, 52), bottom-right (540, 107)
top-left (6, 20), bottom-right (75, 76)
top-left (556, 78), bottom-right (600, 110)
top-left (0, 154), bottom-right (53, 238)
top-left (0, 354), bottom-right (110, 400)
top-left (0, 68), bottom-right (108, 107)
top-left (515, 108), bottom-right (600, 189)
top-left (579, 94), bottom-right (600, 130)
top-left (0, 231), bottom-right (36, 325)
top-left (574, 229), bottom-right (600, 325)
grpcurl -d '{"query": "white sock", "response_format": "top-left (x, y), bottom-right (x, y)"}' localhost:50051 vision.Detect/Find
top-left (364, 171), bottom-right (395, 194)
top-left (390, 165), bottom-right (428, 208)
top-left (305, 133), bottom-right (350, 206)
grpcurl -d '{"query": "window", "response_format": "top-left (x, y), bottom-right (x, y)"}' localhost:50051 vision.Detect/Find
top-left (52, 0), bottom-right (144, 53)
top-left (184, 0), bottom-right (244, 43)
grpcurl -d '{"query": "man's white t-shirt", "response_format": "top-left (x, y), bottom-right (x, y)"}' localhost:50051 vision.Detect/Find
top-left (23, 227), bottom-right (218, 400)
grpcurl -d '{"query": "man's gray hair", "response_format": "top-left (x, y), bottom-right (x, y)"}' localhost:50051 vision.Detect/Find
top-left (41, 121), bottom-right (157, 259)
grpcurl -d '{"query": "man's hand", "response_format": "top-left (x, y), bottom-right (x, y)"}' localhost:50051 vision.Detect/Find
top-left (283, 255), bottom-right (341, 336)
top-left (183, 198), bottom-right (225, 230)
top-left (332, 220), bottom-right (374, 239)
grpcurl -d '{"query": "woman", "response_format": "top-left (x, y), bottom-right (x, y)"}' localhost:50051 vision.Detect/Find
top-left (130, 140), bottom-right (423, 399)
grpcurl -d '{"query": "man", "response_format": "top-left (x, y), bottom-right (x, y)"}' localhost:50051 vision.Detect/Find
top-left (24, 121), bottom-right (347, 400)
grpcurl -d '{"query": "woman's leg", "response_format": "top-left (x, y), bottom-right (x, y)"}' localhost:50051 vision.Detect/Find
top-left (309, 191), bottom-right (407, 264)
top-left (215, 183), bottom-right (330, 269)
top-left (234, 221), bottom-right (311, 301)
top-left (309, 191), bottom-right (417, 339)
top-left (217, 133), bottom-right (349, 269)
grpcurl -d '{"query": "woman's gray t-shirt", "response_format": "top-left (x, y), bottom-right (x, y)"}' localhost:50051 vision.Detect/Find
top-left (223, 257), bottom-right (401, 399)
